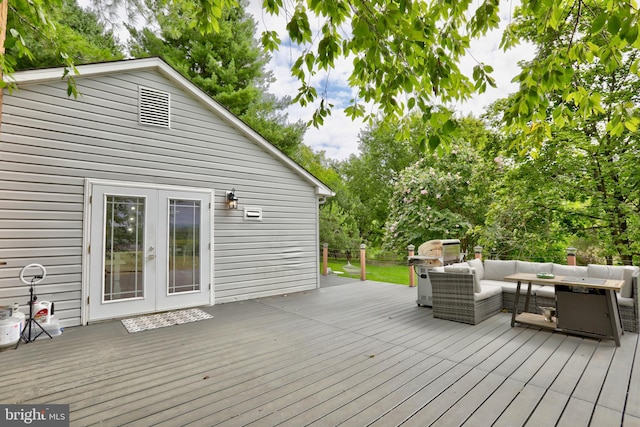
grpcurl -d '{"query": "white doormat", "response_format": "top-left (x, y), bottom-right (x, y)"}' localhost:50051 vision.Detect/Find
top-left (121, 308), bottom-right (213, 333)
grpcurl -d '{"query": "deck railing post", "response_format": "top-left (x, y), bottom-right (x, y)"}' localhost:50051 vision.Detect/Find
top-left (567, 247), bottom-right (577, 266)
top-left (408, 244), bottom-right (415, 287)
top-left (474, 246), bottom-right (483, 260)
top-left (360, 244), bottom-right (366, 281)
top-left (322, 243), bottom-right (329, 275)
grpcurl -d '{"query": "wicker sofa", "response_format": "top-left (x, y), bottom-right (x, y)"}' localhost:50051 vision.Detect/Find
top-left (429, 259), bottom-right (640, 332)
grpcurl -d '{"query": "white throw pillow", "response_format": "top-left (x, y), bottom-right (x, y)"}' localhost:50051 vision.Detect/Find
top-left (552, 264), bottom-right (588, 278)
top-left (622, 267), bottom-right (639, 299)
top-left (483, 260), bottom-right (517, 280)
top-left (467, 258), bottom-right (484, 280)
top-left (588, 264), bottom-right (626, 296)
top-left (516, 261), bottom-right (554, 275)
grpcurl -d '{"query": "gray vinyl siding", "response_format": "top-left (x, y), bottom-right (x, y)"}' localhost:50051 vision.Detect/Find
top-left (0, 66), bottom-right (324, 326)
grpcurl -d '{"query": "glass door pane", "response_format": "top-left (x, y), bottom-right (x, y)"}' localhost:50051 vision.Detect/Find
top-left (168, 199), bottom-right (201, 294)
top-left (104, 196), bottom-right (146, 301)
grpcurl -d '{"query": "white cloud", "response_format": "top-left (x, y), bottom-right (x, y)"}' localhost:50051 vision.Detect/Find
top-left (303, 111), bottom-right (365, 160)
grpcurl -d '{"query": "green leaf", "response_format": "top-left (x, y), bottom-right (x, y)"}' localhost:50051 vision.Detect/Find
top-left (443, 119), bottom-right (456, 134)
top-left (263, 0), bottom-right (284, 15)
top-left (428, 134), bottom-right (440, 150)
top-left (592, 13), bottom-right (608, 34)
top-left (418, 135), bottom-right (427, 152)
top-left (608, 15), bottom-right (621, 34)
top-left (625, 24), bottom-right (638, 45)
top-left (624, 118), bottom-right (638, 132)
top-left (352, 17), bottom-right (369, 38)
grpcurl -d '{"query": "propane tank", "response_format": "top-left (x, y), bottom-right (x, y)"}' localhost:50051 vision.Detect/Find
top-left (0, 317), bottom-right (21, 349)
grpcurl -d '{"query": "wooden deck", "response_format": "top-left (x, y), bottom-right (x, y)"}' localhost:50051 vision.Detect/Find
top-left (3, 279), bottom-right (640, 426)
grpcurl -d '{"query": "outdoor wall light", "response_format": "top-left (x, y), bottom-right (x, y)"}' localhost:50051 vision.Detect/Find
top-left (226, 188), bottom-right (239, 209)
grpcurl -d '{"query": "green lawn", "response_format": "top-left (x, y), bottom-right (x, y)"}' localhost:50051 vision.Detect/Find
top-left (323, 258), bottom-right (411, 286)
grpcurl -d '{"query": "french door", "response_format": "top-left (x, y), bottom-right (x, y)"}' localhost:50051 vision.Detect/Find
top-left (88, 183), bottom-right (212, 321)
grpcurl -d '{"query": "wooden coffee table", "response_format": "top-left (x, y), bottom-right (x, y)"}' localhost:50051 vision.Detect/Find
top-left (503, 273), bottom-right (624, 346)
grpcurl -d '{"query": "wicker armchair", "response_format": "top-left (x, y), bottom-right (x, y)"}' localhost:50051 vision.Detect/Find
top-left (428, 271), bottom-right (502, 325)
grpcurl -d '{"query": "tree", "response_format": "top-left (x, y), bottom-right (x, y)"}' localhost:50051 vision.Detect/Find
top-left (6, 0), bottom-right (639, 152)
top-left (319, 203), bottom-right (360, 254)
top-left (340, 116), bottom-right (422, 244)
top-left (476, 146), bottom-right (577, 263)
top-left (2, 0), bottom-right (74, 93)
top-left (293, 144), bottom-right (362, 249)
top-left (127, 0), bottom-right (305, 156)
top-left (11, 0), bottom-right (123, 71)
top-left (502, 1), bottom-right (640, 152)
top-left (382, 133), bottom-right (495, 255)
top-left (486, 4), bottom-right (640, 265)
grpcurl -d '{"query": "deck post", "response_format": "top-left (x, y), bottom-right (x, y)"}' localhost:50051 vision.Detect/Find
top-left (360, 244), bottom-right (366, 281)
top-left (322, 243), bottom-right (328, 275)
top-left (474, 246), bottom-right (483, 260)
top-left (408, 244), bottom-right (415, 287)
top-left (567, 247), bottom-right (577, 266)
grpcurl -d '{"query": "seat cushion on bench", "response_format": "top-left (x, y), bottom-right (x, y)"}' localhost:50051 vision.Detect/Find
top-left (480, 280), bottom-right (542, 295)
top-left (618, 294), bottom-right (635, 307)
top-left (535, 286), bottom-right (556, 298)
top-left (474, 284), bottom-right (502, 302)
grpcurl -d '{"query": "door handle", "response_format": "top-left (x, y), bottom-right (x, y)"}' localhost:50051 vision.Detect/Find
top-left (147, 254), bottom-right (156, 260)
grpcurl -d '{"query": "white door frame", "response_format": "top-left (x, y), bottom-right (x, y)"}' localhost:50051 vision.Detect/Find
top-left (82, 179), bottom-right (214, 324)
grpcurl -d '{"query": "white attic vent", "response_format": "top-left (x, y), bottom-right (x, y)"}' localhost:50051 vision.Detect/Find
top-left (139, 86), bottom-right (170, 128)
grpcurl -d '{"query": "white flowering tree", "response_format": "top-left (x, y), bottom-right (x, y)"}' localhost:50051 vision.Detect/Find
top-left (383, 142), bottom-right (495, 254)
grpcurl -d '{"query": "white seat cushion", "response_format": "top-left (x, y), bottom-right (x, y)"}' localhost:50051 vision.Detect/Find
top-left (618, 294), bottom-right (634, 307)
top-left (444, 264), bottom-right (471, 274)
top-left (535, 286), bottom-right (556, 298)
top-left (474, 284), bottom-right (502, 302)
top-left (481, 279), bottom-right (542, 295)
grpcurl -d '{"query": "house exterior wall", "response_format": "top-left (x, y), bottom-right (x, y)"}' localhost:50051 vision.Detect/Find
top-left (0, 64), bottom-right (325, 327)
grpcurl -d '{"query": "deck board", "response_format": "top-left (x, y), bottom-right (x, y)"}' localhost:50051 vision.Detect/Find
top-left (0, 279), bottom-right (638, 426)
top-left (558, 397), bottom-right (595, 426)
top-left (460, 377), bottom-right (525, 426)
top-left (492, 383), bottom-right (546, 427)
top-left (523, 389), bottom-right (569, 426)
